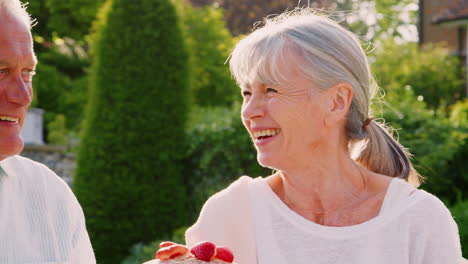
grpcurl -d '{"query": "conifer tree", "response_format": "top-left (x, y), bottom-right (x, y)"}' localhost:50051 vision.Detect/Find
top-left (74, 0), bottom-right (190, 262)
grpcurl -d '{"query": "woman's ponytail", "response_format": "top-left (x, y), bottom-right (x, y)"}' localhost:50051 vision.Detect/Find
top-left (226, 8), bottom-right (423, 186)
top-left (354, 119), bottom-right (421, 187)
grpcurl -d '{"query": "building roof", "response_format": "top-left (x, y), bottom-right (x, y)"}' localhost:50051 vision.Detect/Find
top-left (432, 0), bottom-right (468, 24)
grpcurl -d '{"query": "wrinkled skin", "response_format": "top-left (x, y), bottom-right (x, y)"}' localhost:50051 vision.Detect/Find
top-left (239, 54), bottom-right (391, 227)
top-left (0, 15), bottom-right (36, 161)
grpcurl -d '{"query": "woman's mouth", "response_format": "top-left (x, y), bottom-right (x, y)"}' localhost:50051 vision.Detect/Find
top-left (253, 129), bottom-right (281, 144)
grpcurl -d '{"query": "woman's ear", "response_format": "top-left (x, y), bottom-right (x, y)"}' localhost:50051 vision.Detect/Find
top-left (324, 83), bottom-right (353, 127)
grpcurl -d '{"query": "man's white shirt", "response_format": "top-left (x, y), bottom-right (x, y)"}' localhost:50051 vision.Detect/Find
top-left (0, 155), bottom-right (95, 263)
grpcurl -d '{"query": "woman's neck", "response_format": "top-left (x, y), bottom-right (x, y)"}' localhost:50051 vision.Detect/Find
top-left (266, 157), bottom-right (391, 226)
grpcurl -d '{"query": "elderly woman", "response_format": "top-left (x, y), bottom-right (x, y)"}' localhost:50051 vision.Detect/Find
top-left (185, 9), bottom-right (462, 264)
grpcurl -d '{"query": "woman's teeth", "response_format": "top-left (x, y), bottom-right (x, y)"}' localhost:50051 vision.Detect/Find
top-left (254, 129), bottom-right (281, 139)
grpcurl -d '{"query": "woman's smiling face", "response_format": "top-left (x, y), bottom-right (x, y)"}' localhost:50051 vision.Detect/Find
top-left (240, 64), bottom-right (331, 170)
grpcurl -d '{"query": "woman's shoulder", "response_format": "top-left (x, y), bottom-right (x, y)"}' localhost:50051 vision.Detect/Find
top-left (376, 177), bottom-right (454, 229)
top-left (410, 188), bottom-right (453, 219)
top-left (390, 179), bottom-right (455, 224)
top-left (400, 186), bottom-right (462, 260)
top-left (199, 176), bottom-right (256, 211)
top-left (185, 176), bottom-right (259, 257)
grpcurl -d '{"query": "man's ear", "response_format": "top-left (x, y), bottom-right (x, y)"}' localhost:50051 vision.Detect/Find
top-left (324, 82), bottom-right (353, 127)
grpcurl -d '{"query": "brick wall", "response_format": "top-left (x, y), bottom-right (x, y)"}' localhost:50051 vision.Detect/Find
top-left (421, 0), bottom-right (460, 52)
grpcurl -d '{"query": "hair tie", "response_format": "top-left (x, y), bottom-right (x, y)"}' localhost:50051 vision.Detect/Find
top-left (362, 117), bottom-right (373, 129)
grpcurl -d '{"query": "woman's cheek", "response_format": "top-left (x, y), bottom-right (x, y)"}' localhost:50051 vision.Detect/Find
top-left (268, 97), bottom-right (291, 121)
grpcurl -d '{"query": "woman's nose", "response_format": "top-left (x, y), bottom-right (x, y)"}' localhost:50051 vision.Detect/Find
top-left (5, 75), bottom-right (32, 106)
top-left (241, 95), bottom-right (265, 121)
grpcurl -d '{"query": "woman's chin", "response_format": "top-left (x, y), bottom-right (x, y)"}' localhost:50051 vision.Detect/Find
top-left (257, 152), bottom-right (281, 170)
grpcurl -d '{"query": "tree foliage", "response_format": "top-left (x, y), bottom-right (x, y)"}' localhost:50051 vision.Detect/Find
top-left (450, 199), bottom-right (468, 258)
top-left (373, 87), bottom-right (467, 204)
top-left (74, 0), bottom-right (190, 262)
top-left (371, 42), bottom-right (467, 204)
top-left (187, 0), bottom-right (418, 40)
top-left (371, 39), bottom-right (464, 112)
top-left (25, 1), bottom-right (94, 140)
top-left (175, 1), bottom-right (238, 106)
top-left (190, 0), bottom-right (331, 35)
top-left (27, 0), bottom-right (105, 41)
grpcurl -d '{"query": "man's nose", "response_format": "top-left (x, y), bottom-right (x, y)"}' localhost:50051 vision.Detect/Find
top-left (5, 75), bottom-right (32, 106)
top-left (241, 95), bottom-right (265, 121)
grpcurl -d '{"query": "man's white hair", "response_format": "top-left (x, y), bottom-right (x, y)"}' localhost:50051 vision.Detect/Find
top-left (0, 0), bottom-right (32, 29)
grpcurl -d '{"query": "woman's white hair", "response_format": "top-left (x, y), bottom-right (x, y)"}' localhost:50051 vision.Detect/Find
top-left (229, 8), bottom-right (421, 186)
top-left (0, 0), bottom-right (33, 29)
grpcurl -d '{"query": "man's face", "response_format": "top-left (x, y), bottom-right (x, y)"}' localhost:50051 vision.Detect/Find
top-left (0, 16), bottom-right (37, 161)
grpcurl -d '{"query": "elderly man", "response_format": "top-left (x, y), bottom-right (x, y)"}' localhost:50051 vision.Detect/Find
top-left (0, 0), bottom-right (95, 262)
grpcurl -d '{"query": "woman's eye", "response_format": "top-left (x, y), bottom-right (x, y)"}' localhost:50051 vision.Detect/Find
top-left (242, 91), bottom-right (252, 97)
top-left (266, 88), bottom-right (278, 93)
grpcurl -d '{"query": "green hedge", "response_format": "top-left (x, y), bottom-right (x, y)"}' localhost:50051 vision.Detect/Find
top-left (450, 200), bottom-right (468, 258)
top-left (184, 104), bottom-right (269, 223)
top-left (174, 1), bottom-right (238, 107)
top-left (74, 0), bottom-right (190, 262)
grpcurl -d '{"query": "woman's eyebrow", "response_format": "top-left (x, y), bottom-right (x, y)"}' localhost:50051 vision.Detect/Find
top-left (241, 84), bottom-right (252, 90)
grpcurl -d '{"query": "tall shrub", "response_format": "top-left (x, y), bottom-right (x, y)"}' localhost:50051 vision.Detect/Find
top-left (74, 0), bottom-right (190, 262)
top-left (174, 2), bottom-right (238, 106)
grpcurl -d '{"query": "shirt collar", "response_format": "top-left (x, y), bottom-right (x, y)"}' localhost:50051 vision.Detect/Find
top-left (0, 165), bottom-right (7, 177)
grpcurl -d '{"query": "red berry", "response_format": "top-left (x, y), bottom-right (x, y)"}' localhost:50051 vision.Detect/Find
top-left (155, 244), bottom-right (188, 260)
top-left (190, 241), bottom-right (216, 261)
top-left (214, 246), bottom-right (234, 263)
top-left (159, 241), bottom-right (176, 248)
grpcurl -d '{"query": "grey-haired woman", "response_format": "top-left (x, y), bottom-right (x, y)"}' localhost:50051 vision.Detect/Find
top-left (186, 8), bottom-right (462, 264)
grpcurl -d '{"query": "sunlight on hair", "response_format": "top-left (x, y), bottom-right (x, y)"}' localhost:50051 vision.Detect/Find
top-left (229, 6), bottom-right (421, 185)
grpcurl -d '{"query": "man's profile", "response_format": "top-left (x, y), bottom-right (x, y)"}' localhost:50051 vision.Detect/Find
top-left (0, 0), bottom-right (95, 262)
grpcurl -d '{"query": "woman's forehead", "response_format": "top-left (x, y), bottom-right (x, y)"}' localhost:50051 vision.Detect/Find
top-left (240, 68), bottom-right (314, 92)
top-left (241, 56), bottom-right (305, 86)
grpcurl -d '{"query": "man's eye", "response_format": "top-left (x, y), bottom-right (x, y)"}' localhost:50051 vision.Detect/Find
top-left (22, 69), bottom-right (36, 82)
top-left (266, 88), bottom-right (278, 93)
top-left (0, 68), bottom-right (8, 78)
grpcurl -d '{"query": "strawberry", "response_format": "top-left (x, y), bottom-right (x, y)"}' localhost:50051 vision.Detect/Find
top-left (159, 241), bottom-right (176, 248)
top-left (214, 246), bottom-right (234, 263)
top-left (155, 244), bottom-right (188, 260)
top-left (190, 241), bottom-right (216, 261)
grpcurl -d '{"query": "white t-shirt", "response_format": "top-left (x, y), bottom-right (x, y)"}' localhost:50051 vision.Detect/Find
top-left (0, 155), bottom-right (95, 264)
top-left (251, 177), bottom-right (462, 264)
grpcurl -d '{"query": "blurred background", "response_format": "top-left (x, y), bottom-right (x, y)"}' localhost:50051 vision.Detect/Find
top-left (19, 0), bottom-right (467, 263)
